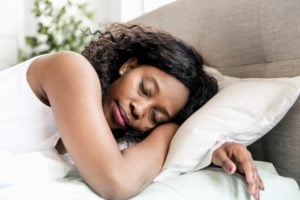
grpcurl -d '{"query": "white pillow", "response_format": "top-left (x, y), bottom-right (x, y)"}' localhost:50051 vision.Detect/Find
top-left (155, 66), bottom-right (300, 181)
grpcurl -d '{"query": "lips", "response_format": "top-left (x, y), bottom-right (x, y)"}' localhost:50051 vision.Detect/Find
top-left (113, 102), bottom-right (129, 128)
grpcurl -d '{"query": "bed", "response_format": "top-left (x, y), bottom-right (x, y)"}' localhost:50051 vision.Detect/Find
top-left (1, 0), bottom-right (300, 199)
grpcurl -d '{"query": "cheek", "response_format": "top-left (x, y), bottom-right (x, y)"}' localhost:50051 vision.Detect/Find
top-left (179, 94), bottom-right (189, 109)
top-left (110, 76), bottom-right (138, 99)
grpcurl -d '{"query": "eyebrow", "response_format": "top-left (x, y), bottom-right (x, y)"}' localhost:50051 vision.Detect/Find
top-left (147, 76), bottom-right (171, 119)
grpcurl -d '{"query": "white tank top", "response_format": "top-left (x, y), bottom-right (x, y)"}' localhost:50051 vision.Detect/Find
top-left (0, 56), bottom-right (59, 153)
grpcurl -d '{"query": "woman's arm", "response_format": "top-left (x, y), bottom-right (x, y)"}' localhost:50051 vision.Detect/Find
top-left (212, 142), bottom-right (264, 200)
top-left (120, 123), bottom-right (177, 193)
top-left (33, 51), bottom-right (176, 199)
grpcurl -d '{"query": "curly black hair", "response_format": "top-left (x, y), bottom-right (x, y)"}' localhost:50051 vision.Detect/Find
top-left (82, 23), bottom-right (218, 142)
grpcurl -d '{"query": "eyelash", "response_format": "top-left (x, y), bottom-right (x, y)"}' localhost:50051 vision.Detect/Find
top-left (140, 80), bottom-right (158, 124)
top-left (151, 110), bottom-right (158, 124)
top-left (140, 80), bottom-right (149, 97)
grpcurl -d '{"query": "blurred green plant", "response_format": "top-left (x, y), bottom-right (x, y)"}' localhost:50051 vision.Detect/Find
top-left (18, 0), bottom-right (94, 61)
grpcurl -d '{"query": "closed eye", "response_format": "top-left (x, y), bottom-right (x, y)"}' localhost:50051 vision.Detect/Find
top-left (140, 80), bottom-right (150, 97)
top-left (151, 110), bottom-right (158, 124)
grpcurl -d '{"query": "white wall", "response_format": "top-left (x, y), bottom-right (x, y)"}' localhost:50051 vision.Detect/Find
top-left (0, 0), bottom-right (176, 69)
top-left (0, 0), bottom-right (24, 69)
top-left (0, 0), bottom-right (122, 69)
top-left (121, 0), bottom-right (176, 22)
top-left (88, 0), bottom-right (122, 26)
top-left (121, 0), bottom-right (144, 22)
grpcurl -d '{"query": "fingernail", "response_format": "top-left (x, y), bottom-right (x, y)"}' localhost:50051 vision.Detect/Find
top-left (227, 166), bottom-right (232, 173)
top-left (226, 165), bottom-right (234, 173)
top-left (259, 183), bottom-right (264, 191)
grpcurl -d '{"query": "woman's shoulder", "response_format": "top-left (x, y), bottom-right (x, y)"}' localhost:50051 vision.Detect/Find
top-left (38, 51), bottom-right (93, 69)
top-left (32, 51), bottom-right (99, 83)
top-left (29, 51), bottom-right (101, 104)
top-left (50, 51), bottom-right (88, 61)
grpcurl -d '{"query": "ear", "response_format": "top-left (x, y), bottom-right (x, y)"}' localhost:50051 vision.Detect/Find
top-left (119, 57), bottom-right (138, 76)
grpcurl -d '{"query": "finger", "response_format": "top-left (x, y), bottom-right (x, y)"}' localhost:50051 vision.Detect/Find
top-left (256, 191), bottom-right (260, 200)
top-left (248, 178), bottom-right (257, 200)
top-left (246, 162), bottom-right (262, 200)
top-left (232, 147), bottom-right (256, 182)
top-left (251, 163), bottom-right (264, 200)
top-left (252, 169), bottom-right (261, 200)
top-left (228, 144), bottom-right (261, 199)
top-left (258, 176), bottom-right (264, 190)
top-left (236, 159), bottom-right (257, 197)
top-left (213, 148), bottom-right (237, 174)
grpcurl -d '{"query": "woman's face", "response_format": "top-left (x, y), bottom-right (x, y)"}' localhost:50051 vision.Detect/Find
top-left (103, 58), bottom-right (189, 132)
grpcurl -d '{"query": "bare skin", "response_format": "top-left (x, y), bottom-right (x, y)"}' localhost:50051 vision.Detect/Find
top-left (27, 51), bottom-right (188, 199)
top-left (212, 142), bottom-right (264, 200)
top-left (27, 51), bottom-right (263, 200)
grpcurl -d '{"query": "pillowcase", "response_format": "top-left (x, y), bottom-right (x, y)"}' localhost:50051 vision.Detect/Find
top-left (154, 66), bottom-right (300, 181)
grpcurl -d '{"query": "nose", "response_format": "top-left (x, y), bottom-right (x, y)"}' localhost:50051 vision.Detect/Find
top-left (129, 99), bottom-right (151, 120)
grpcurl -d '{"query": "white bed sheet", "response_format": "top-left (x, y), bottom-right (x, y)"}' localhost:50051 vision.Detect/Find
top-left (0, 149), bottom-right (298, 200)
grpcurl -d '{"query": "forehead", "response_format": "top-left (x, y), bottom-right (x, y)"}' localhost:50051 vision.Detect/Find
top-left (136, 66), bottom-right (189, 116)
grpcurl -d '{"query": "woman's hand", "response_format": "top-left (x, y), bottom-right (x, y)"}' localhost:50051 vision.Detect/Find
top-left (212, 142), bottom-right (264, 200)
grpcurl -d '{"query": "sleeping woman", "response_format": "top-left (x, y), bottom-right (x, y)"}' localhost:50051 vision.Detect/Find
top-left (0, 23), bottom-right (263, 200)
